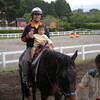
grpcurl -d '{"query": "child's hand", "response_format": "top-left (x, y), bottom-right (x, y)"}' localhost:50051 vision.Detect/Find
top-left (39, 41), bottom-right (46, 46)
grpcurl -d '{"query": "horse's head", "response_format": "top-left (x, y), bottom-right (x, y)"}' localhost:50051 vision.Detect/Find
top-left (56, 50), bottom-right (78, 97)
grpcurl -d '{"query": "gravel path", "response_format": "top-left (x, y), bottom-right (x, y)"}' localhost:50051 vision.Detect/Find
top-left (0, 35), bottom-right (100, 69)
top-left (0, 35), bottom-right (100, 52)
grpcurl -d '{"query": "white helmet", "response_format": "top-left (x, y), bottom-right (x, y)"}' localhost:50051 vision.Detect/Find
top-left (31, 7), bottom-right (43, 15)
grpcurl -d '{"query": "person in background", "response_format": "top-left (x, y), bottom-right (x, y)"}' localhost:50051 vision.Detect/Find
top-left (75, 54), bottom-right (100, 100)
top-left (19, 7), bottom-right (50, 88)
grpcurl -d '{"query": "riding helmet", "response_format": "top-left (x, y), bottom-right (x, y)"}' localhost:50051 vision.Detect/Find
top-left (31, 7), bottom-right (43, 15)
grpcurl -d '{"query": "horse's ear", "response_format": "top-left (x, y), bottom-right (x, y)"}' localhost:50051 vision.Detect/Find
top-left (71, 50), bottom-right (78, 61)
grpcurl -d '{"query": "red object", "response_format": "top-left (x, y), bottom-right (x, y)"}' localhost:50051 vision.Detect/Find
top-left (96, 98), bottom-right (100, 100)
top-left (70, 33), bottom-right (74, 38)
top-left (17, 22), bottom-right (27, 27)
top-left (76, 33), bottom-right (80, 38)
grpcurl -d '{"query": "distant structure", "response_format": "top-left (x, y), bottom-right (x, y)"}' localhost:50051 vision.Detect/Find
top-left (9, 18), bottom-right (27, 27)
top-left (0, 11), bottom-right (8, 27)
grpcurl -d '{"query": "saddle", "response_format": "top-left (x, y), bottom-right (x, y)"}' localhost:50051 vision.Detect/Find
top-left (32, 45), bottom-right (50, 61)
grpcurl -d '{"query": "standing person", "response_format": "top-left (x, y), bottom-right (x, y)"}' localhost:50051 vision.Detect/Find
top-left (75, 54), bottom-right (100, 100)
top-left (19, 7), bottom-right (50, 88)
top-left (30, 25), bottom-right (54, 62)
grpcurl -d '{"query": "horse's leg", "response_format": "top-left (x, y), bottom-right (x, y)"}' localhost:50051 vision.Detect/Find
top-left (32, 86), bottom-right (36, 100)
top-left (21, 83), bottom-right (25, 100)
top-left (41, 92), bottom-right (48, 100)
top-left (54, 92), bottom-right (62, 100)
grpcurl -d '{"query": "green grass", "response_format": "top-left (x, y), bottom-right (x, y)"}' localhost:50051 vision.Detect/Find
top-left (75, 58), bottom-right (94, 63)
top-left (0, 67), bottom-right (19, 73)
top-left (0, 37), bottom-right (19, 39)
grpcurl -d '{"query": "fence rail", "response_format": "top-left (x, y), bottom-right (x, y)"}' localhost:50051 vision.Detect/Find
top-left (0, 30), bottom-right (100, 38)
top-left (0, 33), bottom-right (21, 38)
top-left (0, 44), bottom-right (100, 70)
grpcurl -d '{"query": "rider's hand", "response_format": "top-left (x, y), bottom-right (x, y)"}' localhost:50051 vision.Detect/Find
top-left (28, 29), bottom-right (34, 38)
top-left (39, 41), bottom-right (46, 46)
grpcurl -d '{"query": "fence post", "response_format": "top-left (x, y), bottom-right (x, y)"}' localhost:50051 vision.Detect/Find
top-left (60, 47), bottom-right (63, 53)
top-left (82, 45), bottom-right (85, 60)
top-left (2, 52), bottom-right (6, 70)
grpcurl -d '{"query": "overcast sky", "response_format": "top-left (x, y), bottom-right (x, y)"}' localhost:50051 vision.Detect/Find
top-left (44, 0), bottom-right (100, 12)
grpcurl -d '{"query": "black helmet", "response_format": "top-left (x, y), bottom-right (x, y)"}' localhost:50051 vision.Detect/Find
top-left (31, 7), bottom-right (43, 15)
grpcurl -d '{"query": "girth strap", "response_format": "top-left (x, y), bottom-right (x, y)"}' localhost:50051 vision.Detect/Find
top-left (31, 50), bottom-right (44, 82)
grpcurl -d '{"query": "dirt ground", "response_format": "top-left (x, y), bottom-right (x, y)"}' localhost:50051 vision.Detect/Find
top-left (0, 60), bottom-right (95, 100)
top-left (0, 35), bottom-right (99, 99)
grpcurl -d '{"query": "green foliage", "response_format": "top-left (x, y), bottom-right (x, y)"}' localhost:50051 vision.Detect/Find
top-left (55, 0), bottom-right (72, 18)
top-left (0, 0), bottom-right (21, 21)
top-left (42, 15), bottom-right (56, 25)
top-left (70, 13), bottom-right (87, 24)
top-left (0, 30), bottom-right (22, 33)
top-left (89, 9), bottom-right (100, 14)
top-left (23, 13), bottom-right (31, 22)
top-left (1, 0), bottom-right (100, 31)
top-left (84, 23), bottom-right (100, 29)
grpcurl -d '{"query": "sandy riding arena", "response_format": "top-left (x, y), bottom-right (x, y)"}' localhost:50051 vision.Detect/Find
top-left (0, 35), bottom-right (100, 100)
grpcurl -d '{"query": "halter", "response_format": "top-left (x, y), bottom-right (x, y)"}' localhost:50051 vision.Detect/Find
top-left (56, 74), bottom-right (76, 97)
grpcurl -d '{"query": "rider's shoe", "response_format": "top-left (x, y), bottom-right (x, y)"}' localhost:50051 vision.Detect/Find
top-left (25, 81), bottom-right (33, 89)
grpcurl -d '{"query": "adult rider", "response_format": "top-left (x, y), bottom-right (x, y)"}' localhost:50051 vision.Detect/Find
top-left (20, 7), bottom-right (49, 88)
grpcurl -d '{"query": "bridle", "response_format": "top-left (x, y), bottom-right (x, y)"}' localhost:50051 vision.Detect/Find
top-left (56, 73), bottom-right (76, 97)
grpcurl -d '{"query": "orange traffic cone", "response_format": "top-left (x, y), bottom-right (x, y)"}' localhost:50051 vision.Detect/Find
top-left (76, 33), bottom-right (80, 38)
top-left (70, 33), bottom-right (74, 38)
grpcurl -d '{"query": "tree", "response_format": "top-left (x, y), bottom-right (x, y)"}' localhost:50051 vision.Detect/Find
top-left (0, 0), bottom-right (21, 22)
top-left (0, 0), bottom-right (5, 10)
top-left (55, 0), bottom-right (72, 18)
top-left (89, 9), bottom-right (100, 14)
top-left (48, 1), bottom-right (56, 17)
top-left (73, 8), bottom-right (84, 14)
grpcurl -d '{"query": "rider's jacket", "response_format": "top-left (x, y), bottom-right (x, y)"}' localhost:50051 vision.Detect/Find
top-left (21, 21), bottom-right (50, 48)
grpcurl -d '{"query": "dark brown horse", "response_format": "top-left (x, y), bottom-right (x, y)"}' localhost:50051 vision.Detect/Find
top-left (19, 49), bottom-right (78, 100)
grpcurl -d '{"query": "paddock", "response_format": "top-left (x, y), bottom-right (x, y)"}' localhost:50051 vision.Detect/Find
top-left (0, 35), bottom-right (100, 70)
top-left (0, 35), bottom-right (100, 100)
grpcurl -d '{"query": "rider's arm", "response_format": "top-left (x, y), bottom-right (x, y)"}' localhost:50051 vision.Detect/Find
top-left (21, 26), bottom-right (34, 42)
top-left (21, 26), bottom-right (30, 42)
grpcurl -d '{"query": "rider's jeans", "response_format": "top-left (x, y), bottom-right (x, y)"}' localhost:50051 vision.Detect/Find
top-left (20, 47), bottom-right (32, 83)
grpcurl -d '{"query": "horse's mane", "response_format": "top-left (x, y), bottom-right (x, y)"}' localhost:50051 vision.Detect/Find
top-left (40, 49), bottom-right (73, 67)
top-left (31, 49), bottom-right (75, 76)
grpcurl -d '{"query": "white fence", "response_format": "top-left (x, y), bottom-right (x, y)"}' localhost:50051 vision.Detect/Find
top-left (0, 33), bottom-right (21, 38)
top-left (0, 27), bottom-right (24, 30)
top-left (0, 30), bottom-right (100, 38)
top-left (0, 44), bottom-right (100, 70)
top-left (0, 32), bottom-right (68, 38)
